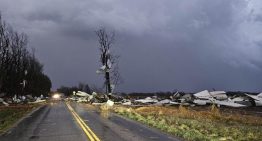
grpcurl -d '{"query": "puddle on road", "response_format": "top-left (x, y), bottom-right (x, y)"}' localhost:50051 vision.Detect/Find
top-left (29, 135), bottom-right (39, 139)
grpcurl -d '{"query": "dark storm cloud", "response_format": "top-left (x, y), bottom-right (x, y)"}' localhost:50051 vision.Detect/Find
top-left (0, 0), bottom-right (261, 92)
top-left (26, 11), bottom-right (62, 23)
top-left (255, 15), bottom-right (262, 22)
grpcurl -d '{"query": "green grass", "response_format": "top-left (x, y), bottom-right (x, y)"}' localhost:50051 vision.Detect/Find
top-left (113, 106), bottom-right (262, 141)
top-left (0, 106), bottom-right (36, 133)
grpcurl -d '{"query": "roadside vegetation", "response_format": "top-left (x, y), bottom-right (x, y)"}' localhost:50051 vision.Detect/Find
top-left (113, 105), bottom-right (262, 141)
top-left (0, 13), bottom-right (51, 98)
top-left (0, 104), bottom-right (40, 134)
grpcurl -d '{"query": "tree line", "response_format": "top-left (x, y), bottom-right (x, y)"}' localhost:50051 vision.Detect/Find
top-left (0, 13), bottom-right (51, 97)
top-left (57, 82), bottom-right (91, 96)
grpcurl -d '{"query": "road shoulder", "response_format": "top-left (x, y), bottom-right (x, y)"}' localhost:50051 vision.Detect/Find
top-left (0, 104), bottom-right (47, 136)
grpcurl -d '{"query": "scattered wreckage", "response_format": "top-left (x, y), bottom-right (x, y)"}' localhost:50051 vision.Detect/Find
top-left (2, 90), bottom-right (260, 109)
top-left (69, 90), bottom-right (262, 108)
top-left (245, 93), bottom-right (262, 106)
top-left (0, 93), bottom-right (47, 106)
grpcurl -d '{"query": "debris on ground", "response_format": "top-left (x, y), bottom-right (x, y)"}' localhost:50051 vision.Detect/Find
top-left (0, 93), bottom-right (47, 106)
top-left (69, 90), bottom-right (262, 108)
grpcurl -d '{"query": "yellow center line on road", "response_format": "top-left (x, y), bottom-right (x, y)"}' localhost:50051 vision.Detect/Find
top-left (65, 102), bottom-right (101, 141)
top-left (71, 110), bottom-right (101, 141)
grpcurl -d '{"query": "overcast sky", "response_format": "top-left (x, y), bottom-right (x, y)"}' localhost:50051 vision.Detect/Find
top-left (0, 0), bottom-right (262, 92)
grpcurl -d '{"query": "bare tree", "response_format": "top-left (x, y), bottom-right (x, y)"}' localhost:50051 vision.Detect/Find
top-left (0, 13), bottom-right (10, 91)
top-left (0, 13), bottom-right (52, 97)
top-left (95, 28), bottom-right (121, 96)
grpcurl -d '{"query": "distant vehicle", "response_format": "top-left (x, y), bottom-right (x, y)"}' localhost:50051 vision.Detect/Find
top-left (51, 93), bottom-right (63, 101)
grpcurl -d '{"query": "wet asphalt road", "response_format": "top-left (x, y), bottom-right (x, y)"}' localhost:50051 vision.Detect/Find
top-left (0, 101), bottom-right (87, 141)
top-left (0, 101), bottom-right (180, 141)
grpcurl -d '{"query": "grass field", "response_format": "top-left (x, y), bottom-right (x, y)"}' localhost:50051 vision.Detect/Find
top-left (113, 105), bottom-right (262, 141)
top-left (0, 105), bottom-right (39, 134)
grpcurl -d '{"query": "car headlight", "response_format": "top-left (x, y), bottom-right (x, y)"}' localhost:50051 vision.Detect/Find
top-left (52, 94), bottom-right (60, 99)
